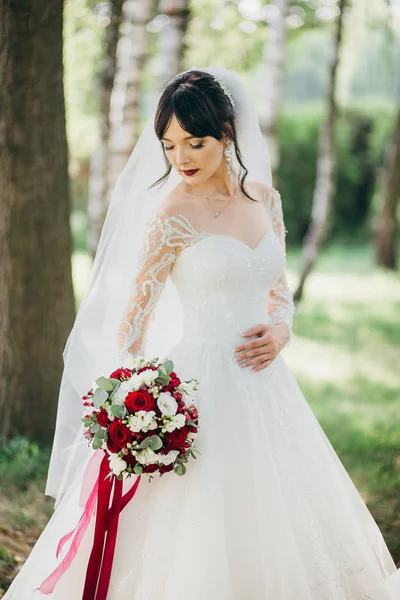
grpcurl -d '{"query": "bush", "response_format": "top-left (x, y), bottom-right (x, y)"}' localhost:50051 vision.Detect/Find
top-left (0, 437), bottom-right (50, 491)
top-left (277, 102), bottom-right (395, 245)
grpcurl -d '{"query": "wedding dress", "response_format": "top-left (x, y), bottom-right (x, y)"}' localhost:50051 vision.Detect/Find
top-left (4, 186), bottom-right (400, 600)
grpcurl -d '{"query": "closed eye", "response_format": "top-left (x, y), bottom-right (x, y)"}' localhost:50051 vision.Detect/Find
top-left (164, 143), bottom-right (204, 151)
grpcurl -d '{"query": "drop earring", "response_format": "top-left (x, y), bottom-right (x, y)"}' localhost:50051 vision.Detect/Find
top-left (224, 139), bottom-right (233, 175)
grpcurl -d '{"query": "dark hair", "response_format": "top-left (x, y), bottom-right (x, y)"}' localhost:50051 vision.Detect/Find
top-left (149, 70), bottom-right (256, 201)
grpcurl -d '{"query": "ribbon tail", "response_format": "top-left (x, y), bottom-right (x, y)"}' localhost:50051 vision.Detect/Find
top-left (95, 478), bottom-right (123, 600)
top-left (37, 477), bottom-right (99, 594)
top-left (82, 456), bottom-right (112, 600)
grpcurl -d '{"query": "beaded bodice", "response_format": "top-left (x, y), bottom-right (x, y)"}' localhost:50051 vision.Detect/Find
top-left (117, 186), bottom-right (294, 361)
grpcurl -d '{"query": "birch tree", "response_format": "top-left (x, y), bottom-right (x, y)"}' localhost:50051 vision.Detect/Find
top-left (294, 0), bottom-right (347, 302)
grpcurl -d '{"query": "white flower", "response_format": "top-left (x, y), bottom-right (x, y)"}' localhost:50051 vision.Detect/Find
top-left (187, 431), bottom-right (197, 439)
top-left (129, 410), bottom-right (157, 433)
top-left (108, 454), bottom-right (127, 476)
top-left (136, 447), bottom-right (159, 465)
top-left (112, 380), bottom-right (134, 404)
top-left (157, 392), bottom-right (178, 416)
top-left (164, 413), bottom-right (186, 432)
top-left (159, 450), bottom-right (179, 466)
top-left (122, 355), bottom-right (146, 370)
top-left (137, 368), bottom-right (158, 386)
top-left (177, 381), bottom-right (193, 396)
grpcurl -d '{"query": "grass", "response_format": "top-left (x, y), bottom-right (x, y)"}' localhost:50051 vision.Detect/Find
top-left (0, 239), bottom-right (399, 594)
top-left (285, 241), bottom-right (400, 564)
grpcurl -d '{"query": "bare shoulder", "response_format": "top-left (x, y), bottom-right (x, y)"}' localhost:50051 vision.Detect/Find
top-left (156, 185), bottom-right (191, 219)
top-left (245, 180), bottom-right (280, 202)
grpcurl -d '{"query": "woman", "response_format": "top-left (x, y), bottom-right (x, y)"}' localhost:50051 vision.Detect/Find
top-left (4, 67), bottom-right (400, 599)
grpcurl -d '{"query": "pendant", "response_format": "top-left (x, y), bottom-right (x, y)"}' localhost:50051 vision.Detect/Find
top-left (212, 211), bottom-right (221, 218)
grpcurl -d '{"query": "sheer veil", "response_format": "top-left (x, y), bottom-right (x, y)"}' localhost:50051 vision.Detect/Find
top-left (46, 65), bottom-right (272, 505)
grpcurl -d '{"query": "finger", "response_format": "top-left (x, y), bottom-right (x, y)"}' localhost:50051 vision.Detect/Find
top-left (236, 346), bottom-right (272, 362)
top-left (252, 359), bottom-right (272, 372)
top-left (235, 336), bottom-right (270, 353)
top-left (239, 354), bottom-right (272, 367)
top-left (241, 323), bottom-right (271, 338)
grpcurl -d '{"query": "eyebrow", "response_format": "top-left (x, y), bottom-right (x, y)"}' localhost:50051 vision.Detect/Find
top-left (161, 135), bottom-right (197, 142)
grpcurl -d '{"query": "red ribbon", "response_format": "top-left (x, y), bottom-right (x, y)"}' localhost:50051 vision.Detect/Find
top-left (82, 454), bottom-right (141, 600)
top-left (38, 451), bottom-right (141, 600)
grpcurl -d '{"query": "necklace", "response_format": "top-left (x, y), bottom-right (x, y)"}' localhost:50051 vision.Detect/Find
top-left (184, 184), bottom-right (236, 218)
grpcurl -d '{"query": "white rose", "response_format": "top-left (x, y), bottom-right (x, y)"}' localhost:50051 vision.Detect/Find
top-left (157, 392), bottom-right (178, 416)
top-left (159, 450), bottom-right (179, 466)
top-left (164, 413), bottom-right (186, 432)
top-left (112, 380), bottom-right (135, 404)
top-left (108, 454), bottom-right (127, 477)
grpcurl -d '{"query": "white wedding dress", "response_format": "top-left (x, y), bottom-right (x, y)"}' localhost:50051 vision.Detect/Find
top-left (4, 187), bottom-right (400, 600)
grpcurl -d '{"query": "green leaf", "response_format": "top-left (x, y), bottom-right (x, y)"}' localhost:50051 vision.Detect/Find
top-left (138, 435), bottom-right (163, 451)
top-left (190, 451), bottom-right (197, 459)
top-left (93, 388), bottom-right (109, 408)
top-left (90, 423), bottom-right (100, 433)
top-left (92, 437), bottom-right (103, 450)
top-left (133, 463), bottom-right (143, 475)
top-left (110, 404), bottom-right (125, 418)
top-left (109, 378), bottom-right (121, 388)
top-left (82, 417), bottom-right (95, 427)
top-left (175, 463), bottom-right (186, 476)
top-left (95, 377), bottom-right (115, 392)
top-left (161, 360), bottom-right (174, 375)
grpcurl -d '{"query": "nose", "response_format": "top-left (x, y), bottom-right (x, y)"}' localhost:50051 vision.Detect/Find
top-left (176, 147), bottom-right (189, 167)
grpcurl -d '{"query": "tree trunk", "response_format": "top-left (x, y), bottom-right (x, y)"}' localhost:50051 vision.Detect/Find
top-left (157, 0), bottom-right (190, 89)
top-left (293, 0), bottom-right (347, 303)
top-left (373, 104), bottom-right (400, 269)
top-left (107, 0), bottom-right (154, 200)
top-left (87, 0), bottom-right (124, 257)
top-left (0, 0), bottom-right (75, 442)
top-left (259, 0), bottom-right (291, 177)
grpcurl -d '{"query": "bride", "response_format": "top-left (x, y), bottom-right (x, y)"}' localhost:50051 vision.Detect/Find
top-left (4, 66), bottom-right (400, 599)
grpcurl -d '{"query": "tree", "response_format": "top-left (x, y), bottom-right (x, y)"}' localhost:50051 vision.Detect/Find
top-left (107, 0), bottom-right (155, 200)
top-left (87, 0), bottom-right (125, 257)
top-left (373, 104), bottom-right (400, 270)
top-left (259, 0), bottom-right (292, 177)
top-left (0, 0), bottom-right (75, 442)
top-left (293, 0), bottom-right (347, 302)
top-left (157, 0), bottom-right (191, 89)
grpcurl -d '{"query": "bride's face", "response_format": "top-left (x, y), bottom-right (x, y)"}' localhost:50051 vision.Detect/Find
top-left (161, 114), bottom-right (226, 184)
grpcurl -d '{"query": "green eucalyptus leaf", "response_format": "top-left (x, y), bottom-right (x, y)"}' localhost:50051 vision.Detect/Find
top-left (138, 435), bottom-right (162, 451)
top-left (93, 388), bottom-right (109, 408)
top-left (133, 463), bottom-right (143, 475)
top-left (161, 360), bottom-right (174, 375)
top-left (82, 417), bottom-right (94, 427)
top-left (90, 423), bottom-right (100, 433)
top-left (109, 378), bottom-right (121, 388)
top-left (92, 437), bottom-right (103, 450)
top-left (110, 404), bottom-right (125, 418)
top-left (96, 377), bottom-right (115, 392)
top-left (175, 463), bottom-right (186, 476)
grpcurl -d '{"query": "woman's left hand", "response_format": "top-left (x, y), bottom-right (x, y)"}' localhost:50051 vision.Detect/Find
top-left (234, 323), bottom-right (289, 372)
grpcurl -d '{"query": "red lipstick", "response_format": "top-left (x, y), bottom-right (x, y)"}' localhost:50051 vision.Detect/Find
top-left (182, 169), bottom-right (199, 176)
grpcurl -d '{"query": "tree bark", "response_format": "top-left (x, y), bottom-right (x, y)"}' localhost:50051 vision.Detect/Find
top-left (259, 0), bottom-right (291, 177)
top-left (373, 104), bottom-right (400, 270)
top-left (0, 0), bottom-right (75, 442)
top-left (87, 0), bottom-right (124, 257)
top-left (157, 0), bottom-right (190, 89)
top-left (107, 0), bottom-right (154, 200)
top-left (293, 0), bottom-right (347, 302)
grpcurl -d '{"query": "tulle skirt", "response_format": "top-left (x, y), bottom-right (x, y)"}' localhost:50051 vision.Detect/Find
top-left (4, 338), bottom-right (400, 599)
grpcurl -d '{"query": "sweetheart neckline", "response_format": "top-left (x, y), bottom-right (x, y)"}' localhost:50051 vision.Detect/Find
top-left (175, 212), bottom-right (273, 253)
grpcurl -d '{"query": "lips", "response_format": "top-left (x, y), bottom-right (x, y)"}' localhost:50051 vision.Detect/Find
top-left (182, 169), bottom-right (199, 176)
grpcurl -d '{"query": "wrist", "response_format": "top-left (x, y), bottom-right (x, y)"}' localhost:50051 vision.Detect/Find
top-left (273, 322), bottom-right (290, 351)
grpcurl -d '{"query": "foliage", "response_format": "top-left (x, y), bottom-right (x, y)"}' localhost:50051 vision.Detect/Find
top-left (0, 438), bottom-right (50, 491)
top-left (278, 101), bottom-right (395, 245)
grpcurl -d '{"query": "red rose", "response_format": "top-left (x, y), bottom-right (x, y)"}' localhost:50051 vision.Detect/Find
top-left (125, 390), bottom-right (155, 413)
top-left (159, 464), bottom-right (174, 474)
top-left (107, 438), bottom-right (120, 453)
top-left (168, 426), bottom-right (189, 450)
top-left (143, 464), bottom-right (159, 473)
top-left (166, 372), bottom-right (181, 393)
top-left (109, 367), bottom-right (131, 380)
top-left (96, 409), bottom-right (109, 427)
top-left (108, 419), bottom-right (132, 448)
top-left (137, 365), bottom-right (158, 374)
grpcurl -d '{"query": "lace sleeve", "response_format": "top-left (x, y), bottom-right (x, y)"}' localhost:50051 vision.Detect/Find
top-left (266, 188), bottom-right (295, 344)
top-left (117, 210), bottom-right (197, 365)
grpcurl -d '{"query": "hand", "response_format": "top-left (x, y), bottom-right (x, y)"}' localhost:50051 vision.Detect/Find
top-left (234, 323), bottom-right (289, 372)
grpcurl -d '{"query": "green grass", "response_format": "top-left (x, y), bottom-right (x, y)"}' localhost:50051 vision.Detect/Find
top-left (285, 241), bottom-right (400, 564)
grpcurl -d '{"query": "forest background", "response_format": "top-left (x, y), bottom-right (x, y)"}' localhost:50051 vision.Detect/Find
top-left (0, 0), bottom-right (399, 593)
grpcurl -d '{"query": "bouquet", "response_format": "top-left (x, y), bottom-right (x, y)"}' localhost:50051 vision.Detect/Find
top-left (81, 356), bottom-right (200, 479)
top-left (39, 356), bottom-right (199, 600)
